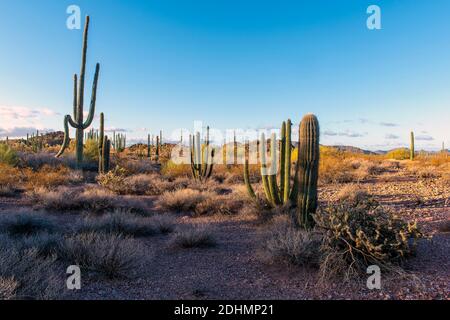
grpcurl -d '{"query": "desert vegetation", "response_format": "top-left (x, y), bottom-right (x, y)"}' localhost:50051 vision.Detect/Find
top-left (0, 16), bottom-right (448, 301)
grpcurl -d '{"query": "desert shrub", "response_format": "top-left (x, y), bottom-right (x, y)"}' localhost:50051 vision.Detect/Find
top-left (25, 165), bottom-right (83, 189)
top-left (315, 202), bottom-right (422, 280)
top-left (98, 169), bottom-right (175, 196)
top-left (76, 212), bottom-right (157, 237)
top-left (157, 189), bottom-right (211, 213)
top-left (161, 160), bottom-right (191, 178)
top-left (115, 158), bottom-right (157, 175)
top-left (319, 157), bottom-right (356, 184)
top-left (61, 232), bottom-right (145, 279)
top-left (83, 139), bottom-right (99, 162)
top-left (386, 148), bottom-right (410, 160)
top-left (194, 195), bottom-right (244, 216)
top-left (18, 152), bottom-right (62, 170)
top-left (0, 144), bottom-right (19, 166)
top-left (414, 166), bottom-right (440, 179)
top-left (0, 276), bottom-right (18, 300)
top-left (170, 225), bottom-right (217, 249)
top-left (0, 213), bottom-right (57, 237)
top-left (263, 217), bottom-right (321, 267)
top-left (0, 184), bottom-right (19, 197)
top-left (147, 214), bottom-right (176, 234)
top-left (335, 184), bottom-right (371, 204)
top-left (0, 244), bottom-right (63, 299)
top-left (30, 186), bottom-right (148, 214)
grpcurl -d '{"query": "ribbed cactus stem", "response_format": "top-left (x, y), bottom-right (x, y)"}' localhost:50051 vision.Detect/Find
top-left (147, 134), bottom-right (151, 158)
top-left (296, 114), bottom-right (320, 229)
top-left (98, 112), bottom-right (104, 173)
top-left (283, 119), bottom-right (292, 203)
top-left (268, 133), bottom-right (281, 205)
top-left (279, 122), bottom-right (286, 199)
top-left (410, 131), bottom-right (415, 161)
top-left (55, 16), bottom-right (100, 169)
top-left (259, 133), bottom-right (272, 204)
top-left (243, 141), bottom-right (256, 199)
top-left (190, 128), bottom-right (215, 181)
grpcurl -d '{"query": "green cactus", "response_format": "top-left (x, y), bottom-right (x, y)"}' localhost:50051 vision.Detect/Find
top-left (190, 126), bottom-right (215, 181)
top-left (155, 135), bottom-right (160, 162)
top-left (233, 130), bottom-right (238, 166)
top-left (100, 135), bottom-right (111, 173)
top-left (410, 131), bottom-right (415, 161)
top-left (56, 16), bottom-right (100, 169)
top-left (147, 134), bottom-right (151, 158)
top-left (113, 133), bottom-right (126, 152)
top-left (296, 114), bottom-right (320, 229)
top-left (243, 119), bottom-right (298, 207)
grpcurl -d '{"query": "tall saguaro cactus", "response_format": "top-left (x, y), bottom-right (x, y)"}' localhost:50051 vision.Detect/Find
top-left (56, 16), bottom-right (100, 169)
top-left (410, 131), bottom-right (415, 161)
top-left (190, 126), bottom-right (215, 181)
top-left (243, 119), bottom-right (298, 206)
top-left (296, 114), bottom-right (320, 229)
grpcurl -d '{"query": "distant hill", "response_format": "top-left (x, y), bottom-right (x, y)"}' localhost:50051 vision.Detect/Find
top-left (329, 145), bottom-right (377, 155)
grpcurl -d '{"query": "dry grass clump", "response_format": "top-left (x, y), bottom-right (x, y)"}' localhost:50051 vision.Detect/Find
top-left (157, 189), bottom-right (211, 213)
top-left (315, 201), bottom-right (423, 281)
top-left (76, 212), bottom-right (159, 237)
top-left (29, 186), bottom-right (148, 214)
top-left (170, 224), bottom-right (217, 249)
top-left (61, 232), bottom-right (145, 279)
top-left (18, 152), bottom-right (63, 170)
top-left (335, 184), bottom-right (371, 204)
top-left (0, 212), bottom-right (57, 237)
top-left (194, 195), bottom-right (244, 216)
top-left (115, 158), bottom-right (158, 174)
top-left (161, 160), bottom-right (191, 179)
top-left (0, 242), bottom-right (62, 299)
top-left (413, 166), bottom-right (440, 179)
top-left (147, 214), bottom-right (177, 234)
top-left (262, 216), bottom-right (321, 267)
top-left (0, 163), bottom-right (25, 195)
top-left (98, 167), bottom-right (180, 196)
top-left (25, 165), bottom-right (83, 190)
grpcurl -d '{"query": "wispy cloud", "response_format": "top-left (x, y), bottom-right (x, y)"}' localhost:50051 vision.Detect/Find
top-left (323, 130), bottom-right (366, 138)
top-left (379, 122), bottom-right (399, 127)
top-left (385, 134), bottom-right (399, 140)
top-left (415, 135), bottom-right (434, 141)
top-left (0, 106), bottom-right (60, 133)
top-left (0, 126), bottom-right (55, 138)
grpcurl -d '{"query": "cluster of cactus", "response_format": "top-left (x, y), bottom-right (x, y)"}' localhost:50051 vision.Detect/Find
top-left (98, 113), bottom-right (111, 174)
top-left (190, 126), bottom-right (215, 181)
top-left (244, 119), bottom-right (298, 206)
top-left (85, 128), bottom-right (100, 142)
top-left (56, 16), bottom-right (100, 169)
top-left (25, 130), bottom-right (45, 152)
top-left (244, 114), bottom-right (320, 229)
top-left (410, 131), bottom-right (415, 161)
top-left (113, 132), bottom-right (126, 152)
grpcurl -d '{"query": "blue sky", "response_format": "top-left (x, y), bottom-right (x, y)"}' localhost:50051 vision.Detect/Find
top-left (0, 0), bottom-right (449, 150)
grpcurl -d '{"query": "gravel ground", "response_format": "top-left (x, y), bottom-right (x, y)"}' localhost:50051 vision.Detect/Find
top-left (1, 168), bottom-right (448, 300)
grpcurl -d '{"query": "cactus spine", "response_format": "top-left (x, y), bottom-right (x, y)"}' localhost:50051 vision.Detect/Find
top-left (56, 16), bottom-right (100, 169)
top-left (244, 120), bottom-right (297, 207)
top-left (190, 126), bottom-right (215, 181)
top-left (410, 131), bottom-right (415, 161)
top-left (296, 114), bottom-right (320, 229)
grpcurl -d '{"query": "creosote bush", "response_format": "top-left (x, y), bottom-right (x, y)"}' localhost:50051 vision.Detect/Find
top-left (0, 213), bottom-right (57, 237)
top-left (61, 232), bottom-right (145, 279)
top-left (170, 225), bottom-right (217, 249)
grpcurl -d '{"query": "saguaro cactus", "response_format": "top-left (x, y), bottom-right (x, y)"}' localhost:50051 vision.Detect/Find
top-left (410, 131), bottom-right (415, 161)
top-left (296, 114), bottom-right (320, 229)
top-left (155, 136), bottom-right (160, 162)
top-left (147, 134), bottom-right (151, 158)
top-left (190, 126), bottom-right (215, 181)
top-left (56, 16), bottom-right (100, 169)
top-left (243, 119), bottom-right (298, 206)
top-left (97, 113), bottom-right (110, 174)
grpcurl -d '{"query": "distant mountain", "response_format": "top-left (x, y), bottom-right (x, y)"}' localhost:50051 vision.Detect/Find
top-left (328, 145), bottom-right (377, 155)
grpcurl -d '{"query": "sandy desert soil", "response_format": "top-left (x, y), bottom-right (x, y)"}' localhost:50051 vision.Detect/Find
top-left (1, 163), bottom-right (448, 300)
